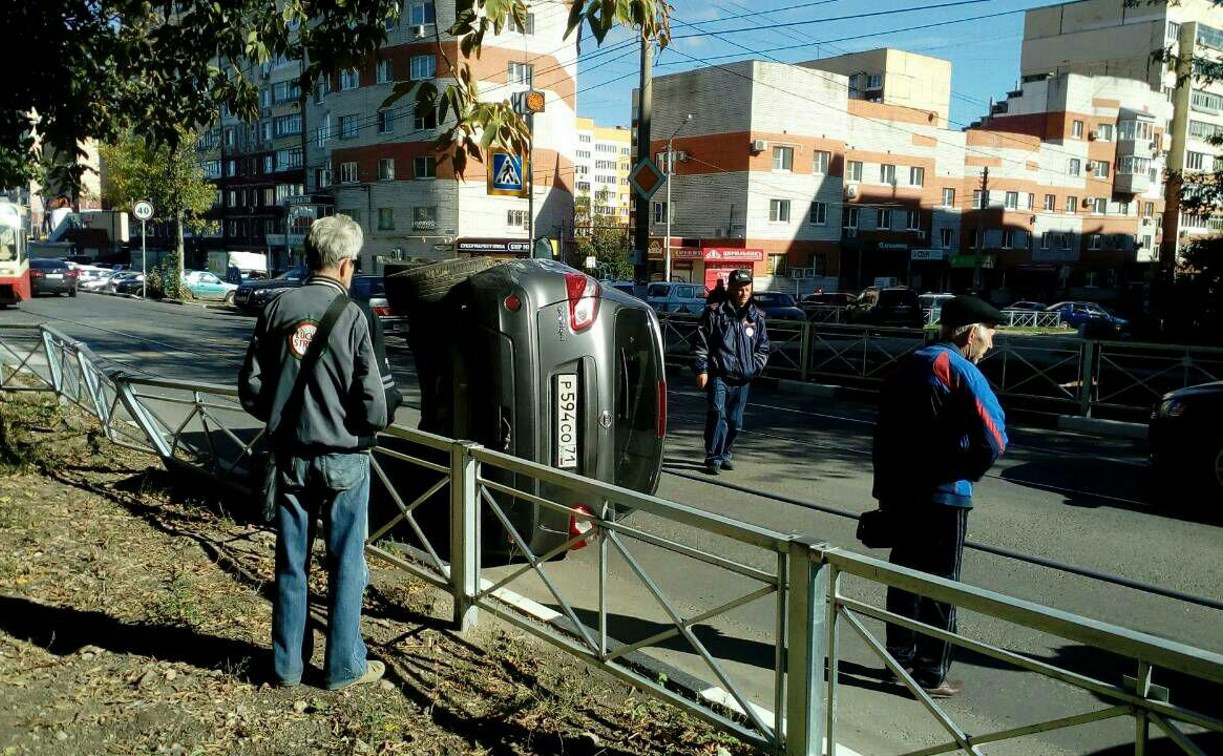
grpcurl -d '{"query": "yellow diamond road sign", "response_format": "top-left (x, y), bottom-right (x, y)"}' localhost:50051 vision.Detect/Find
top-left (630, 159), bottom-right (666, 200)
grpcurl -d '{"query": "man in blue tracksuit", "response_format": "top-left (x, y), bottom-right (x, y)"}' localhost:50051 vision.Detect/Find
top-left (693, 269), bottom-right (769, 475)
top-left (872, 295), bottom-right (1008, 698)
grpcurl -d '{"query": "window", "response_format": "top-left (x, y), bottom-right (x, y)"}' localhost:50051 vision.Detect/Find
top-left (1118, 200), bottom-right (1130, 216)
top-left (409, 108), bottom-right (436, 130)
top-left (808, 201), bottom-right (827, 225)
top-left (942, 188), bottom-right (955, 206)
top-left (1187, 151), bottom-right (1209, 171)
top-left (413, 206), bottom-right (437, 231)
top-left (866, 73), bottom-right (883, 89)
top-left (772, 146), bottom-right (793, 172)
top-left (1093, 197), bottom-right (1108, 214)
top-left (273, 114), bottom-right (302, 137)
top-left (316, 115), bottom-right (332, 147)
top-left (1005, 191), bottom-right (1019, 209)
top-left (1191, 89), bottom-right (1223, 113)
top-left (377, 109), bottom-right (394, 134)
top-left (507, 209), bottom-right (528, 228)
top-left (1002, 229), bottom-right (1016, 249)
top-left (508, 62), bottom-right (533, 86)
top-left (1066, 195), bottom-right (1078, 213)
top-left (1091, 160), bottom-right (1110, 178)
top-left (905, 210), bottom-right (920, 230)
top-left (847, 160), bottom-right (863, 181)
top-left (880, 164), bottom-right (896, 184)
top-left (770, 199), bottom-right (791, 222)
top-left (876, 208), bottom-right (891, 229)
top-left (272, 80), bottom-right (302, 103)
top-left (315, 168), bottom-right (332, 188)
top-left (909, 166), bottom-right (925, 187)
top-left (413, 156), bottom-right (436, 179)
top-left (843, 207), bottom-right (860, 231)
top-left (1095, 123), bottom-right (1114, 141)
top-left (378, 158), bottom-right (395, 180)
top-left (339, 161), bottom-right (359, 183)
top-left (1144, 202), bottom-right (1155, 218)
top-left (314, 79), bottom-right (329, 103)
top-left (340, 68), bottom-right (360, 90)
top-left (274, 148), bottom-right (302, 170)
top-left (377, 60), bottom-right (393, 84)
top-left (377, 208), bottom-right (395, 230)
top-left (1088, 233), bottom-right (1102, 250)
top-left (1044, 194), bottom-right (1056, 211)
top-left (939, 228), bottom-right (953, 249)
top-left (1072, 120), bottom-right (1084, 138)
top-left (339, 114), bottom-right (357, 139)
top-left (812, 150), bottom-right (830, 174)
top-left (1168, 21), bottom-right (1181, 40)
top-left (509, 12), bottom-right (535, 34)
top-left (1041, 231), bottom-right (1052, 249)
top-left (1187, 119), bottom-right (1223, 141)
top-left (411, 55), bottom-right (436, 80)
top-left (1068, 158), bottom-right (1081, 176)
top-left (972, 189), bottom-right (985, 209)
top-left (653, 201), bottom-right (668, 223)
top-left (579, 134), bottom-right (592, 143)
top-left (409, 1), bottom-right (436, 25)
top-left (260, 88), bottom-right (271, 108)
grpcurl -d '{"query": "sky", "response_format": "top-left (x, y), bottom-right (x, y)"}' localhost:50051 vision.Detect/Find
top-left (573, 0), bottom-right (1061, 130)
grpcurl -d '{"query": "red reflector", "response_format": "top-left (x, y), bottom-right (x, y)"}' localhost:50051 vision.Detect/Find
top-left (562, 272), bottom-right (599, 332)
top-left (568, 504), bottom-right (595, 551)
top-left (657, 381), bottom-right (667, 438)
top-left (503, 294), bottom-right (521, 312)
top-left (372, 305), bottom-right (392, 317)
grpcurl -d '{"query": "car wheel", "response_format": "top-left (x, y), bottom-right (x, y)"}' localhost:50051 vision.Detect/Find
top-left (386, 257), bottom-right (499, 307)
top-left (69, 286), bottom-right (77, 298)
top-left (224, 291), bottom-right (235, 305)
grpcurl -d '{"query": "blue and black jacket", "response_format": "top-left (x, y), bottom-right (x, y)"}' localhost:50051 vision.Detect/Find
top-left (872, 343), bottom-right (1008, 508)
top-left (693, 300), bottom-right (770, 384)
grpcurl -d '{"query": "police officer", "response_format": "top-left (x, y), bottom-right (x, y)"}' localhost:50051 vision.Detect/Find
top-left (240, 214), bottom-right (402, 690)
top-left (693, 269), bottom-right (769, 475)
top-left (871, 295), bottom-right (1008, 699)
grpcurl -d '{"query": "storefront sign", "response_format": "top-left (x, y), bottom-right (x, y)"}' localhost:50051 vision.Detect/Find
top-left (949, 254), bottom-right (995, 269)
top-left (456, 238), bottom-right (531, 255)
top-left (877, 242), bottom-right (908, 250)
top-left (910, 249), bottom-right (945, 261)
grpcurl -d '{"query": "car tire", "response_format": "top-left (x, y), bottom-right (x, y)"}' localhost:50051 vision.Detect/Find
top-left (385, 257), bottom-right (499, 308)
top-left (69, 286), bottom-right (77, 298)
top-left (224, 291), bottom-right (235, 305)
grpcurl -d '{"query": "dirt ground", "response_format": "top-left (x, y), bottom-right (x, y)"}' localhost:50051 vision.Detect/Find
top-left (0, 391), bottom-right (752, 755)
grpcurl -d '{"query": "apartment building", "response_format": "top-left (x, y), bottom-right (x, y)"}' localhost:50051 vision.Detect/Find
top-left (574, 117), bottom-right (632, 229)
top-left (645, 49), bottom-right (1169, 299)
top-left (306, 0), bottom-right (576, 270)
top-left (801, 48), bottom-right (953, 128)
top-left (1020, 0), bottom-right (1223, 258)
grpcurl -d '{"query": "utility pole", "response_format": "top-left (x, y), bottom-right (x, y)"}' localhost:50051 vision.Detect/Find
top-left (632, 36), bottom-right (653, 283)
top-left (974, 166), bottom-right (989, 293)
top-left (664, 114), bottom-right (692, 282)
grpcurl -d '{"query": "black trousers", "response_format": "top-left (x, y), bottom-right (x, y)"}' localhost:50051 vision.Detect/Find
top-left (884, 504), bottom-right (968, 688)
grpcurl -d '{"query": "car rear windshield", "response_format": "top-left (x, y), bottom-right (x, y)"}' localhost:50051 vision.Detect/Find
top-left (879, 290), bottom-right (918, 306)
top-left (351, 277), bottom-right (385, 299)
top-left (613, 308), bottom-right (663, 493)
top-left (646, 284), bottom-right (671, 297)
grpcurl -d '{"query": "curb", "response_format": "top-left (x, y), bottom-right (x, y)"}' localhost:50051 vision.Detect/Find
top-left (1056, 415), bottom-right (1147, 440)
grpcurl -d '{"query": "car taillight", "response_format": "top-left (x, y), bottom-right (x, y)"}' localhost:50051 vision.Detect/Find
top-left (372, 305), bottom-right (392, 317)
top-left (563, 273), bottom-right (599, 332)
top-left (657, 381), bottom-right (667, 438)
top-left (568, 504), bottom-right (596, 550)
top-left (66, 269), bottom-right (79, 278)
top-left (29, 270), bottom-right (43, 278)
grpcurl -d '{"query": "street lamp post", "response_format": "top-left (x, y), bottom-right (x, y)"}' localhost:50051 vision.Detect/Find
top-left (664, 114), bottom-right (693, 282)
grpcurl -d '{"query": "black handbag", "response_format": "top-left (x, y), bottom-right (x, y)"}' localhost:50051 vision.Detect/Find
top-left (258, 292), bottom-right (351, 522)
top-left (856, 508), bottom-right (898, 549)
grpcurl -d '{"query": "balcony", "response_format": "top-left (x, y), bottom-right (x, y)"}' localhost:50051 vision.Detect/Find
top-left (1113, 171), bottom-right (1151, 195)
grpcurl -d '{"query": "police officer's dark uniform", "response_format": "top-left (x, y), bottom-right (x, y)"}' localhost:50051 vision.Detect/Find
top-left (693, 269), bottom-right (769, 475)
top-left (871, 296), bottom-right (1008, 698)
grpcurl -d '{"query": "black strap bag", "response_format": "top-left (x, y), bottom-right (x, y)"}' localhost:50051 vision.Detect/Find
top-left (856, 507), bottom-right (899, 550)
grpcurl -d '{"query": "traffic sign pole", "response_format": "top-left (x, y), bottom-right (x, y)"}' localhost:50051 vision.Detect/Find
top-left (141, 220), bottom-right (146, 299)
top-left (132, 201), bottom-right (154, 299)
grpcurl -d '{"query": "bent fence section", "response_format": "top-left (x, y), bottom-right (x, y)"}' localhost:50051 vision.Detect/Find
top-left (2, 323), bottom-right (1220, 755)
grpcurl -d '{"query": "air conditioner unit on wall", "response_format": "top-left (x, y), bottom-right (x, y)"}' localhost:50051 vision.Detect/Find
top-left (751, 139), bottom-right (767, 153)
top-left (845, 184), bottom-right (858, 199)
top-left (1083, 197), bottom-right (1093, 207)
top-left (413, 25), bottom-right (428, 38)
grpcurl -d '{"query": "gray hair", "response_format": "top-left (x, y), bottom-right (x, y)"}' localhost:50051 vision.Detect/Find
top-left (939, 322), bottom-right (982, 343)
top-left (304, 214), bottom-right (363, 271)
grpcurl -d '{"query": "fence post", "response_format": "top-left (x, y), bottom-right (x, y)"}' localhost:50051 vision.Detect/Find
top-left (785, 536), bottom-right (829, 756)
top-left (450, 440), bottom-right (480, 632)
top-left (799, 321), bottom-right (811, 382)
top-left (75, 350), bottom-right (109, 426)
top-left (1078, 340), bottom-right (1097, 417)
top-left (115, 378), bottom-right (174, 459)
top-left (40, 329), bottom-right (62, 394)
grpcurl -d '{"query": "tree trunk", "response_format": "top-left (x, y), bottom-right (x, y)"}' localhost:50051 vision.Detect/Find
top-left (175, 209), bottom-right (185, 273)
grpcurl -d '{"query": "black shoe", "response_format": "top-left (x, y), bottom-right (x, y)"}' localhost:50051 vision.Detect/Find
top-left (720, 460), bottom-right (734, 471)
top-left (921, 679), bottom-right (964, 699)
top-left (881, 666), bottom-right (914, 684)
top-left (704, 461), bottom-right (720, 475)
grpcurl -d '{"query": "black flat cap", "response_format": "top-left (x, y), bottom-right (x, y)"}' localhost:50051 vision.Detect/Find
top-left (939, 296), bottom-right (1005, 328)
top-left (728, 269), bottom-right (752, 287)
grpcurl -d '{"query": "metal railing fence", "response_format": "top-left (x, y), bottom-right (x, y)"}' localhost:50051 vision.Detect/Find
top-left (3, 324), bottom-right (1221, 755)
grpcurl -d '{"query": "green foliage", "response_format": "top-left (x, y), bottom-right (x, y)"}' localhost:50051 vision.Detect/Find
top-left (147, 258), bottom-right (184, 300)
top-left (573, 219), bottom-right (633, 281)
top-left (1166, 236), bottom-right (1223, 342)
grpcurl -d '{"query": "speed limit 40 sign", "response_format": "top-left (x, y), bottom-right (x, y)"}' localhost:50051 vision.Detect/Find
top-left (133, 201), bottom-right (154, 221)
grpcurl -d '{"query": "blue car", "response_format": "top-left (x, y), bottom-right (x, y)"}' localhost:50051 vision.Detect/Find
top-left (1045, 301), bottom-right (1129, 334)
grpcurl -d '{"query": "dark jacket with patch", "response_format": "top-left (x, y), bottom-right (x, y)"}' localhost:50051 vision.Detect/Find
top-left (239, 275), bottom-right (402, 454)
top-left (693, 300), bottom-right (770, 384)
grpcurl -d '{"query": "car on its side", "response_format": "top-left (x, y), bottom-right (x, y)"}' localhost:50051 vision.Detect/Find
top-left (644, 281), bottom-right (709, 314)
top-left (29, 258), bottom-right (78, 297)
top-left (751, 291), bottom-right (806, 321)
top-left (233, 267), bottom-right (309, 314)
top-left (350, 274), bottom-right (407, 335)
top-left (1150, 381), bottom-right (1223, 500)
top-left (384, 257), bottom-right (667, 561)
top-left (849, 287), bottom-right (924, 328)
top-left (181, 269), bottom-right (239, 303)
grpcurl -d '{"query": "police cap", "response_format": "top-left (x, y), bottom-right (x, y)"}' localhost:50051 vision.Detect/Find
top-left (727, 269), bottom-right (752, 287)
top-left (939, 295), bottom-right (1005, 329)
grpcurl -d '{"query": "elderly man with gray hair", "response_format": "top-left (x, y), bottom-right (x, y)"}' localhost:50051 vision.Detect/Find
top-left (868, 295), bottom-right (1008, 699)
top-left (240, 214), bottom-right (402, 690)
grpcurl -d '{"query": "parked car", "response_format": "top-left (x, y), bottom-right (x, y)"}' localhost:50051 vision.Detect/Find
top-left (233, 267), bottom-right (309, 314)
top-left (384, 257), bottom-right (667, 561)
top-left (28, 258), bottom-right (78, 297)
top-left (75, 265), bottom-right (114, 292)
top-left (1150, 381), bottom-right (1223, 499)
top-left (114, 273), bottom-right (146, 296)
top-left (103, 271), bottom-right (138, 293)
top-left (1003, 300), bottom-right (1047, 312)
top-left (1045, 301), bottom-right (1129, 336)
top-left (604, 280), bottom-right (646, 299)
top-left (750, 291), bottom-right (806, 321)
top-left (350, 274), bottom-right (407, 335)
top-left (848, 287), bottom-right (924, 328)
top-left (181, 270), bottom-right (239, 303)
top-left (644, 281), bottom-right (708, 314)
top-left (802, 291), bottom-right (856, 308)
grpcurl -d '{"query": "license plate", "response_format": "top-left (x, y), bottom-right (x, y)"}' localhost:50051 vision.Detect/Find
top-left (555, 373), bottom-right (578, 469)
top-left (47, 273), bottom-right (63, 279)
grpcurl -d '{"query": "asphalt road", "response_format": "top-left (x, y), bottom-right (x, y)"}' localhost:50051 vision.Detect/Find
top-left (4, 293), bottom-right (1220, 755)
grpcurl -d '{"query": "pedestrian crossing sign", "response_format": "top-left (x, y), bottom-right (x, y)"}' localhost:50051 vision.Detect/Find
top-left (488, 151), bottom-right (528, 197)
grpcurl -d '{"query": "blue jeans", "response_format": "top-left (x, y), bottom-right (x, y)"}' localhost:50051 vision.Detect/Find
top-left (272, 451), bottom-right (371, 688)
top-left (704, 377), bottom-right (750, 466)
